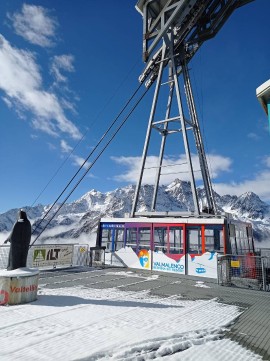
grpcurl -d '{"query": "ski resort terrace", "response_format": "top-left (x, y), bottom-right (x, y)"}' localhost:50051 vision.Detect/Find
top-left (0, 243), bottom-right (270, 359)
top-left (36, 266), bottom-right (270, 359)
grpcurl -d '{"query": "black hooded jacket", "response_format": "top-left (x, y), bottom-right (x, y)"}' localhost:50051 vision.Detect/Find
top-left (6, 210), bottom-right (32, 270)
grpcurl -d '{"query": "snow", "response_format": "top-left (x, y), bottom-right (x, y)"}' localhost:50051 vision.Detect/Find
top-left (0, 267), bottom-right (39, 277)
top-left (1, 180), bottom-right (270, 245)
top-left (0, 271), bottom-right (262, 360)
top-left (194, 281), bottom-right (210, 288)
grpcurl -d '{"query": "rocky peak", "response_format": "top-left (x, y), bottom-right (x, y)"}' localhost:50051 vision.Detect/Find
top-left (0, 179), bottom-right (269, 244)
top-left (230, 191), bottom-right (268, 219)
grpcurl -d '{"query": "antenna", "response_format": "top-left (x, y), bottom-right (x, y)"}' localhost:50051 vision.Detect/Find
top-left (131, 0), bottom-right (254, 217)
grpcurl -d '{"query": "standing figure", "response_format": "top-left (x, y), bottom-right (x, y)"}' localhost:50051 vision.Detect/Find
top-left (4, 209), bottom-right (32, 270)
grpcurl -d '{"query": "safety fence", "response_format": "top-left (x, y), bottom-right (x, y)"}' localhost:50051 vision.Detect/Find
top-left (0, 244), bottom-right (90, 270)
top-left (2, 244), bottom-right (270, 293)
top-left (217, 254), bottom-right (270, 292)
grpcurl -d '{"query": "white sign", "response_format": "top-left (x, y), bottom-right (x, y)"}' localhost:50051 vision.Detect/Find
top-left (32, 245), bottom-right (73, 267)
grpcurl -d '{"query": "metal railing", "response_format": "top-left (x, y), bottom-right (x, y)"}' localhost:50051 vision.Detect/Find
top-left (217, 254), bottom-right (270, 292)
top-left (255, 248), bottom-right (270, 257)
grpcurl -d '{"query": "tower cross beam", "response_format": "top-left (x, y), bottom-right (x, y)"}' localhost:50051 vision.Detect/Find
top-left (137, 0), bottom-right (254, 86)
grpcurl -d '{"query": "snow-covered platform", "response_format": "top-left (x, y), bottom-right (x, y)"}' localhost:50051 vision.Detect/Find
top-left (0, 267), bottom-right (39, 305)
top-left (38, 266), bottom-right (270, 360)
top-left (0, 266), bottom-right (269, 360)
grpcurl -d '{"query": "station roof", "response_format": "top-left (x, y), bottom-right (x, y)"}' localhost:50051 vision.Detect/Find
top-left (256, 79), bottom-right (270, 115)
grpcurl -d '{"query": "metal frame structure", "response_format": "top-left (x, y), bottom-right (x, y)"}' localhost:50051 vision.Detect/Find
top-left (131, 0), bottom-right (254, 217)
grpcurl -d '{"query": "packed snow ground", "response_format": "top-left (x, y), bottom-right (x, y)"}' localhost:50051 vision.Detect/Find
top-left (0, 271), bottom-right (262, 361)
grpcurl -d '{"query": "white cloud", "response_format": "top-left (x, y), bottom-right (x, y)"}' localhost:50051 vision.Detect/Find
top-left (50, 55), bottom-right (77, 114)
top-left (0, 35), bottom-right (81, 139)
top-left (60, 139), bottom-right (92, 171)
top-left (51, 55), bottom-right (75, 83)
top-left (1, 96), bottom-right (12, 108)
top-left (214, 170), bottom-right (270, 201)
top-left (47, 142), bottom-right (57, 151)
top-left (111, 153), bottom-right (232, 184)
top-left (111, 154), bottom-right (270, 202)
top-left (8, 4), bottom-right (58, 47)
top-left (60, 139), bottom-right (73, 153)
top-left (247, 132), bottom-right (260, 140)
top-left (263, 156), bottom-right (270, 168)
top-left (0, 231), bottom-right (9, 244)
top-left (70, 154), bottom-right (91, 169)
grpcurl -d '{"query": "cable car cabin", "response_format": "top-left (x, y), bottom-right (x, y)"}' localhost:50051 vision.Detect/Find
top-left (96, 215), bottom-right (254, 279)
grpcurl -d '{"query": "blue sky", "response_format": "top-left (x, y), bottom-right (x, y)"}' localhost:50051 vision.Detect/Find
top-left (0, 0), bottom-right (269, 214)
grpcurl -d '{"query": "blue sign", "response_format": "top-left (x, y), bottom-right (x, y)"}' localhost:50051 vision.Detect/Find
top-left (101, 223), bottom-right (124, 229)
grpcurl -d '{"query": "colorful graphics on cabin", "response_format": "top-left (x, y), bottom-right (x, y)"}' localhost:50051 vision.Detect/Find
top-left (115, 247), bottom-right (217, 278)
top-left (138, 249), bottom-right (150, 268)
top-left (115, 247), bottom-right (151, 270)
top-left (188, 252), bottom-right (217, 278)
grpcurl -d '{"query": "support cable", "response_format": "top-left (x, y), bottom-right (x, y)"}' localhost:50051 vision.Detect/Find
top-left (160, 169), bottom-right (201, 175)
top-left (190, 55), bottom-right (218, 203)
top-left (31, 82), bottom-right (144, 239)
top-left (30, 60), bottom-right (141, 207)
top-left (30, 136), bottom-right (85, 208)
top-left (30, 85), bottom-right (149, 247)
top-left (145, 161), bottom-right (187, 170)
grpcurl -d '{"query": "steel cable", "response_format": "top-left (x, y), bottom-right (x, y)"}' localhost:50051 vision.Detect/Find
top-left (30, 83), bottom-right (148, 247)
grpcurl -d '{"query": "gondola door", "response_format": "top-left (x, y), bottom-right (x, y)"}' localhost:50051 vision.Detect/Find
top-left (152, 223), bottom-right (185, 275)
top-left (186, 225), bottom-right (218, 278)
top-left (123, 223), bottom-right (152, 270)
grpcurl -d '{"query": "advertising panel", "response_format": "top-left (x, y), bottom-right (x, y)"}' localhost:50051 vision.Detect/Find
top-left (32, 245), bottom-right (73, 267)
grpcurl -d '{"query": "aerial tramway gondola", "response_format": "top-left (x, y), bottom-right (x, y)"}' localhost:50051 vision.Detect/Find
top-left (96, 213), bottom-right (254, 278)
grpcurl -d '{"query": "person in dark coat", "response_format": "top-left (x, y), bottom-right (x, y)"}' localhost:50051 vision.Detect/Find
top-left (4, 209), bottom-right (32, 270)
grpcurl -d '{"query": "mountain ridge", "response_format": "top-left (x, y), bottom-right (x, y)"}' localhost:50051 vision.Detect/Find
top-left (0, 179), bottom-right (269, 246)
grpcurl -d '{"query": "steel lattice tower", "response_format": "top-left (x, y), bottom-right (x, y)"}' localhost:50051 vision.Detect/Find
top-left (131, 0), bottom-right (253, 217)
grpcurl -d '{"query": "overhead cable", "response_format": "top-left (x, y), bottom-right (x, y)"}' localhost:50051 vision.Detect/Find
top-left (30, 84), bottom-right (148, 247)
top-left (30, 60), bottom-right (141, 208)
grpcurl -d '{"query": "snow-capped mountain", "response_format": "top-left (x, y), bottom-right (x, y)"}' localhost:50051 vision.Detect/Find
top-left (0, 179), bottom-right (270, 246)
